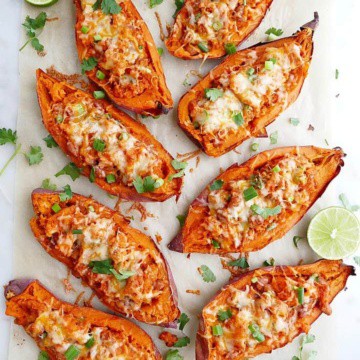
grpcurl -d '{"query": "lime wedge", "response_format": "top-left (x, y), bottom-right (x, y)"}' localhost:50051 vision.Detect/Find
top-left (308, 207), bottom-right (360, 260)
top-left (25, 0), bottom-right (58, 7)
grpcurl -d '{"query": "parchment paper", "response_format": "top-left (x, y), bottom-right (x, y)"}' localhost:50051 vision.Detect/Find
top-left (9, 0), bottom-right (356, 359)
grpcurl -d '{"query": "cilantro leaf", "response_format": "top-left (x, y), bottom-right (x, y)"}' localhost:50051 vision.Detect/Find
top-left (55, 162), bottom-right (82, 181)
top-left (339, 193), bottom-right (360, 212)
top-left (217, 309), bottom-right (232, 321)
top-left (89, 259), bottom-right (114, 274)
top-left (59, 184), bottom-right (73, 202)
top-left (41, 178), bottom-right (57, 191)
top-left (133, 176), bottom-right (158, 193)
top-left (302, 334), bottom-right (315, 346)
top-left (228, 257), bottom-right (249, 269)
top-left (263, 257), bottom-right (275, 266)
top-left (21, 12), bottom-right (47, 52)
top-left (0, 128), bottom-right (17, 145)
top-left (81, 57), bottom-right (98, 74)
top-left (169, 170), bottom-right (185, 180)
top-left (265, 27), bottom-right (283, 36)
top-left (174, 336), bottom-right (190, 348)
top-left (176, 214), bottom-right (186, 227)
top-left (173, 0), bottom-right (185, 18)
top-left (102, 0), bottom-right (122, 15)
top-left (199, 265), bottom-right (216, 283)
top-left (150, 0), bottom-right (163, 8)
top-left (31, 38), bottom-right (44, 52)
top-left (110, 268), bottom-right (136, 281)
top-left (171, 159), bottom-right (188, 170)
top-left (210, 179), bottom-right (224, 191)
top-left (38, 351), bottom-right (50, 360)
top-left (43, 134), bottom-right (58, 148)
top-left (251, 204), bottom-right (282, 219)
top-left (178, 312), bottom-right (190, 331)
top-left (25, 146), bottom-right (43, 165)
top-left (93, 0), bottom-right (101, 10)
top-left (165, 349), bottom-right (183, 360)
top-left (204, 88), bottom-right (223, 101)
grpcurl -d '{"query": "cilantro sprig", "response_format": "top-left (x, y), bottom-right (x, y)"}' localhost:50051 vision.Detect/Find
top-left (24, 146), bottom-right (44, 165)
top-left (133, 175), bottom-right (164, 193)
top-left (0, 128), bottom-right (21, 177)
top-left (170, 159), bottom-right (187, 180)
top-left (20, 12), bottom-right (48, 53)
top-left (55, 162), bottom-right (82, 181)
top-left (199, 265), bottom-right (216, 283)
top-left (42, 178), bottom-right (57, 191)
top-left (178, 312), bottom-right (190, 331)
top-left (174, 336), bottom-right (190, 348)
top-left (93, 0), bottom-right (122, 14)
top-left (89, 259), bottom-right (135, 282)
top-left (292, 334), bottom-right (316, 360)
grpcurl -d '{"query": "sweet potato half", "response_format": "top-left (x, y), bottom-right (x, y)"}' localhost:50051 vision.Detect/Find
top-left (166, 0), bottom-right (273, 59)
top-left (169, 146), bottom-right (344, 254)
top-left (177, 14), bottom-right (318, 157)
top-left (196, 260), bottom-right (355, 360)
top-left (36, 69), bottom-right (182, 202)
top-left (5, 279), bottom-right (161, 359)
top-left (74, 0), bottom-right (173, 115)
top-left (30, 189), bottom-right (180, 326)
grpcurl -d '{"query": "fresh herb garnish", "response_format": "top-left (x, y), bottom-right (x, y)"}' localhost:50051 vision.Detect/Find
top-left (133, 175), bottom-right (162, 193)
top-left (205, 88), bottom-right (223, 101)
top-left (38, 351), bottom-right (50, 360)
top-left (210, 179), bottom-right (224, 191)
top-left (217, 309), bottom-right (232, 321)
top-left (243, 186), bottom-right (258, 201)
top-left (250, 204), bottom-right (282, 219)
top-left (149, 0), bottom-right (163, 8)
top-left (176, 214), bottom-right (186, 227)
top-left (265, 27), bottom-right (283, 41)
top-left (55, 162), bottom-right (82, 181)
top-left (0, 128), bottom-right (17, 145)
top-left (199, 265), bottom-right (216, 283)
top-left (96, 0), bottom-right (122, 14)
top-left (212, 324), bottom-right (223, 336)
top-left (93, 91), bottom-right (105, 99)
top-left (42, 178), bottom-right (57, 191)
top-left (165, 349), bottom-right (183, 360)
top-left (297, 286), bottom-right (304, 305)
top-left (339, 193), bottom-right (359, 212)
top-left (292, 334), bottom-right (316, 360)
top-left (211, 239), bottom-right (220, 248)
top-left (263, 257), bottom-right (275, 266)
top-left (89, 167), bottom-right (96, 183)
top-left (293, 236), bottom-right (306, 248)
top-left (250, 142), bottom-right (259, 152)
top-left (224, 43), bottom-right (237, 55)
top-left (81, 57), bottom-right (98, 74)
top-left (335, 69), bottom-right (339, 79)
top-left (232, 112), bottom-right (244, 126)
top-left (228, 257), bottom-right (249, 269)
top-left (157, 47), bottom-right (164, 56)
top-left (52, 203), bottom-right (61, 213)
top-left (85, 336), bottom-right (95, 349)
top-left (246, 67), bottom-right (257, 82)
top-left (43, 134), bottom-right (58, 148)
top-left (173, 0), bottom-right (185, 18)
top-left (198, 41), bottom-right (209, 53)
top-left (272, 165), bottom-right (281, 173)
top-left (106, 174), bottom-right (116, 183)
top-left (250, 174), bottom-right (264, 189)
top-left (89, 259), bottom-right (135, 281)
top-left (174, 336), bottom-right (190, 348)
top-left (248, 323), bottom-right (265, 342)
top-left (25, 146), bottom-right (44, 165)
top-left (64, 344), bottom-right (80, 360)
top-left (59, 184), bottom-right (73, 202)
top-left (93, 138), bottom-right (106, 152)
top-left (20, 12), bottom-right (47, 52)
top-left (178, 312), bottom-right (190, 331)
top-left (270, 131), bottom-right (278, 144)
top-left (290, 118), bottom-right (300, 126)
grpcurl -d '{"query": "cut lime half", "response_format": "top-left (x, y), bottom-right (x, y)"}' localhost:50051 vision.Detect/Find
top-left (308, 207), bottom-right (360, 260)
top-left (25, 0), bottom-right (58, 7)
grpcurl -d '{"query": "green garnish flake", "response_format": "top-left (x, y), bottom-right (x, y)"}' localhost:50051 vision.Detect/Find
top-left (93, 138), bottom-right (106, 152)
top-left (52, 203), bottom-right (61, 213)
top-left (210, 179), bottom-right (224, 191)
top-left (43, 134), bottom-right (58, 148)
top-left (199, 265), bottom-right (216, 283)
top-left (110, 268), bottom-right (136, 281)
top-left (81, 57), bottom-right (98, 74)
top-left (42, 178), bottom-right (57, 191)
top-left (56, 114), bottom-right (64, 123)
top-left (176, 214), bottom-right (186, 227)
top-left (106, 174), bottom-right (116, 183)
top-left (293, 334), bottom-right (316, 360)
top-left (248, 323), bottom-right (265, 342)
top-left (89, 167), bottom-right (96, 183)
top-left (225, 43), bottom-right (237, 55)
top-left (38, 351), bottom-right (50, 360)
top-left (81, 26), bottom-right (89, 34)
top-left (178, 312), bottom-right (190, 331)
top-left (251, 277), bottom-right (258, 283)
top-left (25, 146), bottom-right (44, 165)
top-left (263, 257), bottom-right (275, 266)
top-left (85, 336), bottom-right (95, 349)
top-left (243, 186), bottom-right (258, 201)
top-left (335, 69), bottom-right (339, 79)
top-left (100, 0), bottom-right (122, 14)
top-left (246, 67), bottom-right (257, 82)
top-left (0, 128), bottom-right (17, 145)
top-left (212, 20), bottom-right (223, 31)
top-left (165, 349), bottom-right (183, 360)
top-left (170, 159), bottom-right (188, 179)
top-left (64, 344), bottom-right (80, 360)
top-left (297, 286), bottom-right (304, 305)
top-left (55, 162), bottom-right (82, 181)
top-left (272, 165), bottom-right (281, 173)
top-left (157, 47), bottom-right (164, 56)
top-left (293, 236), bottom-right (306, 248)
top-left (93, 34), bottom-right (102, 42)
top-left (59, 184), bottom-right (73, 202)
top-left (211, 239), bottom-right (220, 249)
top-left (21, 12), bottom-right (47, 53)
top-left (270, 131), bottom-right (278, 144)
top-left (89, 259), bottom-right (135, 281)
top-left (228, 257), bottom-right (249, 269)
top-left (217, 309), bottom-right (232, 321)
top-left (174, 336), bottom-right (190, 348)
top-left (212, 324), bottom-right (223, 336)
top-left (250, 142), bottom-right (259, 152)
top-left (93, 90), bottom-right (105, 99)
top-left (150, 0), bottom-right (164, 8)
top-left (264, 60), bottom-right (274, 71)
top-left (250, 174), bottom-right (264, 189)
top-left (289, 118), bottom-right (300, 126)
top-left (72, 229), bottom-right (83, 235)
top-left (250, 204), bottom-right (282, 219)
top-left (232, 112), bottom-right (244, 126)
top-left (205, 88), bottom-right (223, 101)
top-left (96, 70), bottom-right (106, 80)
top-left (133, 175), bottom-right (161, 193)
top-left (265, 27), bottom-right (283, 41)
top-left (198, 41), bottom-right (209, 53)
top-left (173, 0), bottom-right (185, 18)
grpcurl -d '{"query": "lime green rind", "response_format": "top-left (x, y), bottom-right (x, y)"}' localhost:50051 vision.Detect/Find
top-left (308, 206), bottom-right (360, 260)
top-left (25, 0), bottom-right (59, 7)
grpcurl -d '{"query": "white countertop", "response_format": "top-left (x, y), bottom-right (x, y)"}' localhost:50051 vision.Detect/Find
top-left (0, 0), bottom-right (359, 359)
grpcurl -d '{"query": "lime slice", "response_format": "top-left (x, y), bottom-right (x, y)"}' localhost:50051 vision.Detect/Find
top-left (308, 207), bottom-right (360, 260)
top-left (25, 0), bottom-right (58, 7)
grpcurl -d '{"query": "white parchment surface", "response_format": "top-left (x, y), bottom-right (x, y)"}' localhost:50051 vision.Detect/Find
top-left (8, 0), bottom-right (359, 359)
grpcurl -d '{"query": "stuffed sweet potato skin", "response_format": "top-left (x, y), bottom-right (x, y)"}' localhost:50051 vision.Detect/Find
top-left (166, 0), bottom-right (273, 60)
top-left (5, 280), bottom-right (162, 359)
top-left (169, 146), bottom-right (345, 254)
top-left (30, 189), bottom-right (180, 327)
top-left (177, 16), bottom-right (317, 157)
top-left (36, 69), bottom-right (182, 202)
top-left (196, 260), bottom-right (354, 360)
top-left (74, 0), bottom-right (173, 115)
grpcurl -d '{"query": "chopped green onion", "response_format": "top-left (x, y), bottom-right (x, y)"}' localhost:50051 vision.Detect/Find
top-left (157, 47), bottom-right (164, 56)
top-left (72, 229), bottom-right (83, 234)
top-left (248, 323), bottom-right (265, 342)
top-left (93, 34), bottom-right (102, 42)
top-left (93, 91), bottom-right (105, 99)
top-left (250, 142), bottom-right (259, 151)
top-left (93, 138), bottom-right (106, 152)
top-left (154, 178), bottom-right (164, 188)
top-left (265, 60), bottom-right (274, 70)
top-left (212, 20), bottom-right (223, 31)
top-left (198, 42), bottom-right (209, 53)
top-left (225, 43), bottom-right (237, 55)
top-left (297, 286), bottom-right (304, 305)
top-left (119, 132), bottom-right (129, 141)
top-left (212, 324), bottom-right (223, 336)
top-left (85, 336), bottom-right (95, 349)
top-left (74, 103), bottom-right (85, 115)
top-left (64, 345), bottom-right (80, 360)
top-left (38, 351), bottom-right (50, 360)
top-left (217, 309), bottom-right (232, 321)
top-left (335, 69), bottom-right (339, 79)
top-left (88, 205), bottom-right (95, 212)
top-left (96, 70), bottom-right (105, 80)
top-left (272, 165), bottom-right (281, 173)
top-left (270, 131), bottom-right (278, 144)
top-left (56, 114), bottom-right (64, 123)
top-left (106, 174), bottom-right (116, 183)
top-left (228, 257), bottom-right (249, 269)
top-left (211, 239), bottom-right (220, 249)
top-left (232, 112), bottom-right (244, 126)
top-left (263, 257), bottom-right (275, 266)
top-left (81, 26), bottom-right (89, 34)
top-left (210, 179), bottom-right (224, 191)
top-left (89, 167), bottom-right (95, 183)
top-left (289, 117), bottom-right (300, 126)
top-left (195, 13), bottom-right (201, 22)
top-left (251, 277), bottom-right (258, 283)
top-left (52, 203), bottom-right (61, 213)
top-left (243, 186), bottom-right (258, 201)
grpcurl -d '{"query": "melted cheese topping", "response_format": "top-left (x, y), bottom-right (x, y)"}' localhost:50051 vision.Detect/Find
top-left (202, 155), bottom-right (312, 250)
top-left (45, 201), bottom-right (171, 323)
top-left (52, 94), bottom-right (163, 187)
top-left (203, 274), bottom-right (327, 358)
top-left (189, 43), bottom-right (304, 139)
top-left (79, 0), bottom-right (156, 98)
top-left (27, 307), bottom-right (156, 359)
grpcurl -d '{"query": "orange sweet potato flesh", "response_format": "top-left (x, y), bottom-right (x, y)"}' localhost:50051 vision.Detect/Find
top-left (74, 0), bottom-right (173, 116)
top-left (5, 280), bottom-right (162, 359)
top-left (177, 16), bottom-right (318, 157)
top-left (169, 146), bottom-right (345, 254)
top-left (166, 0), bottom-right (273, 59)
top-left (36, 69), bottom-right (182, 202)
top-left (30, 189), bottom-right (180, 327)
top-left (196, 260), bottom-right (355, 360)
